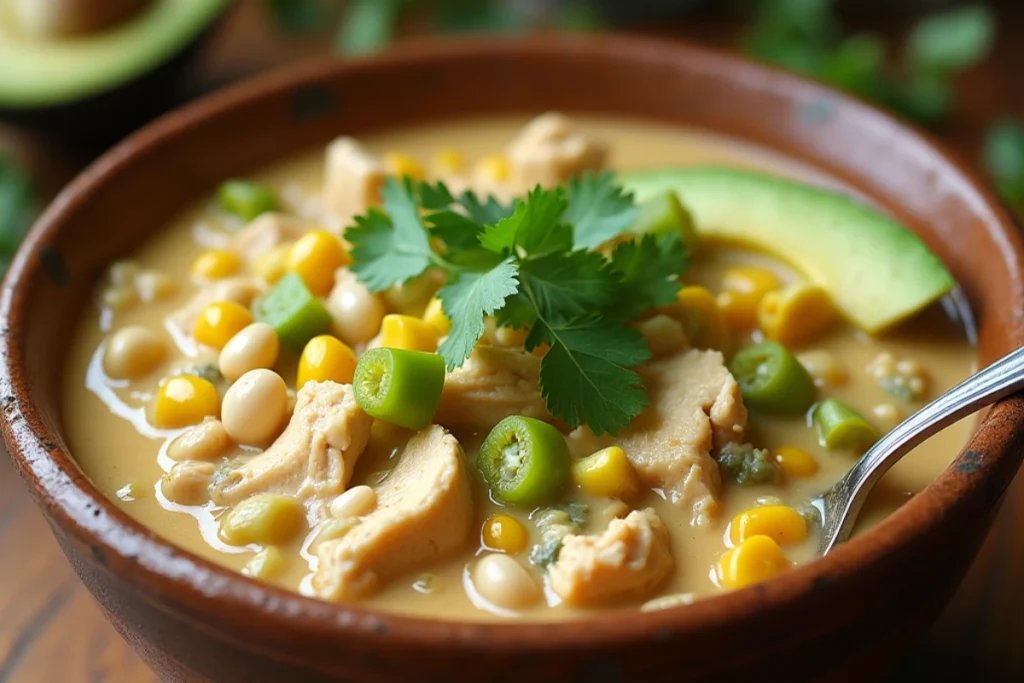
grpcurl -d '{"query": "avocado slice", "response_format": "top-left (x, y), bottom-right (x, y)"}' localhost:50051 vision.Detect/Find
top-left (622, 166), bottom-right (954, 334)
top-left (0, 0), bottom-right (227, 109)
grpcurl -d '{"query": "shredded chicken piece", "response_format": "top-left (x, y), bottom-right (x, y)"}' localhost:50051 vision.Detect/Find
top-left (323, 137), bottom-right (387, 224)
top-left (314, 425), bottom-right (473, 600)
top-left (434, 345), bottom-right (551, 432)
top-left (548, 508), bottom-right (673, 605)
top-left (568, 349), bottom-right (746, 526)
top-left (208, 381), bottom-right (372, 521)
top-left (231, 212), bottom-right (314, 262)
top-left (506, 112), bottom-right (607, 190)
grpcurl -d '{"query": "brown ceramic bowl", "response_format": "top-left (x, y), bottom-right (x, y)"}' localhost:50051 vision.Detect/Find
top-left (3, 36), bottom-right (1024, 683)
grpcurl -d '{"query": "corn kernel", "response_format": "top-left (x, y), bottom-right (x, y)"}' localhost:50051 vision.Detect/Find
top-left (674, 285), bottom-right (728, 350)
top-left (482, 513), bottom-right (529, 554)
top-left (153, 375), bottom-right (220, 428)
top-left (717, 290), bottom-right (761, 330)
top-left (434, 148), bottom-right (465, 174)
top-left (729, 505), bottom-right (808, 546)
top-left (253, 242), bottom-right (293, 284)
top-left (191, 249), bottom-right (242, 280)
top-left (288, 229), bottom-right (348, 296)
top-left (380, 314), bottom-right (438, 352)
top-left (573, 446), bottom-right (639, 499)
top-left (194, 301), bottom-right (254, 350)
top-left (297, 335), bottom-right (357, 389)
top-left (477, 154), bottom-right (510, 183)
top-left (758, 283), bottom-right (835, 347)
top-left (717, 534), bottom-right (791, 590)
top-left (385, 152), bottom-right (426, 180)
top-left (723, 266), bottom-right (780, 298)
top-left (422, 297), bottom-right (451, 336)
top-left (774, 446), bottom-right (819, 478)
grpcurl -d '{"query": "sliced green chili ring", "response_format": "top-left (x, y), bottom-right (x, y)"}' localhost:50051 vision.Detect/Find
top-left (257, 272), bottom-right (333, 353)
top-left (812, 398), bottom-right (881, 453)
top-left (353, 347), bottom-right (445, 430)
top-left (477, 416), bottom-right (570, 507)
top-left (729, 341), bottom-right (816, 414)
top-left (218, 179), bottom-right (278, 222)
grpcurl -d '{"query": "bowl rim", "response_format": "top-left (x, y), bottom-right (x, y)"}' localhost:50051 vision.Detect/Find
top-left (4, 33), bottom-right (1024, 653)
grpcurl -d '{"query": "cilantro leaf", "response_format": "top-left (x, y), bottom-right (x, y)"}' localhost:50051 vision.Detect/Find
top-left (564, 171), bottom-right (640, 250)
top-left (607, 233), bottom-right (687, 319)
top-left (437, 258), bottom-right (520, 369)
top-left (346, 177), bottom-right (433, 291)
top-left (518, 250), bottom-right (613, 323)
top-left (535, 318), bottom-right (650, 435)
top-left (417, 180), bottom-right (456, 210)
top-left (459, 190), bottom-right (519, 225)
top-left (480, 186), bottom-right (570, 257)
top-left (427, 210), bottom-right (485, 252)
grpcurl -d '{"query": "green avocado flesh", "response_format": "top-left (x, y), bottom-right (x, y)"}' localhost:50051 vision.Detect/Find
top-left (622, 166), bottom-right (955, 334)
top-left (0, 0), bottom-right (227, 108)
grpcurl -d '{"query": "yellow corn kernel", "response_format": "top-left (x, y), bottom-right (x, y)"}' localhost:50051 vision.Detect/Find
top-left (219, 493), bottom-right (306, 547)
top-left (758, 283), bottom-right (835, 347)
top-left (573, 446), bottom-right (639, 500)
top-left (194, 301), bottom-right (254, 350)
top-left (153, 375), bottom-right (220, 429)
top-left (191, 249), bottom-right (242, 280)
top-left (723, 266), bottom-right (780, 298)
top-left (729, 506), bottom-right (808, 546)
top-left (716, 290), bottom-right (762, 330)
top-left (422, 297), bottom-right (451, 336)
top-left (675, 285), bottom-right (728, 350)
top-left (477, 154), bottom-right (510, 183)
top-left (380, 314), bottom-right (438, 352)
top-left (482, 513), bottom-right (529, 554)
top-left (434, 148), bottom-right (465, 174)
top-left (774, 446), bottom-right (819, 478)
top-left (253, 242), bottom-right (293, 284)
top-left (717, 534), bottom-right (791, 590)
top-left (297, 335), bottom-right (357, 388)
top-left (386, 152), bottom-right (426, 180)
top-left (288, 229), bottom-right (348, 296)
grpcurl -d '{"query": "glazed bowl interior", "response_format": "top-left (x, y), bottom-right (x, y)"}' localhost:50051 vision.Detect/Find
top-left (4, 34), bottom-right (1024, 655)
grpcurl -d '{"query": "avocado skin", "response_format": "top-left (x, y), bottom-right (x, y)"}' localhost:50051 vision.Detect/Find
top-left (622, 166), bottom-right (955, 334)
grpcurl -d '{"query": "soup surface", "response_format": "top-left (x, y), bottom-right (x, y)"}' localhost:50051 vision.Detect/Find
top-left (63, 115), bottom-right (975, 620)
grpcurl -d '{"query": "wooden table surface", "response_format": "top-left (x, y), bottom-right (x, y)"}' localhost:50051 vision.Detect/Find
top-left (3, 3), bottom-right (1024, 681)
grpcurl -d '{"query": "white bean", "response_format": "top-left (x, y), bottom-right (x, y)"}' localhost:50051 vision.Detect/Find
top-left (328, 269), bottom-right (386, 346)
top-left (472, 554), bottom-right (541, 610)
top-left (103, 326), bottom-right (167, 379)
top-left (330, 485), bottom-right (377, 519)
top-left (161, 461), bottom-right (215, 505)
top-left (219, 322), bottom-right (280, 381)
top-left (221, 369), bottom-right (289, 446)
top-left (166, 418), bottom-right (232, 462)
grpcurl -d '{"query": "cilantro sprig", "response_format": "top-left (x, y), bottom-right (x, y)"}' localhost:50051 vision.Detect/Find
top-left (346, 172), bottom-right (687, 435)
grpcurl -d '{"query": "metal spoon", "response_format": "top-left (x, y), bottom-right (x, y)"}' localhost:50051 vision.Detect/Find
top-left (815, 343), bottom-right (1024, 555)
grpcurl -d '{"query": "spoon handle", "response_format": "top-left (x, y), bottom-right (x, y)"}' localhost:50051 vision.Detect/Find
top-left (819, 343), bottom-right (1024, 554)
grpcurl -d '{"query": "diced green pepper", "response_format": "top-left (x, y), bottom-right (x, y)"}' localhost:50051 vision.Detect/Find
top-left (812, 398), bottom-right (881, 453)
top-left (353, 347), bottom-right (445, 430)
top-left (257, 272), bottom-right (333, 353)
top-left (477, 416), bottom-right (570, 507)
top-left (729, 341), bottom-right (816, 415)
top-left (218, 179), bottom-right (278, 222)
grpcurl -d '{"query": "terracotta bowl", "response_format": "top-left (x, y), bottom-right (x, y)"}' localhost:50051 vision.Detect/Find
top-left (3, 36), bottom-right (1024, 683)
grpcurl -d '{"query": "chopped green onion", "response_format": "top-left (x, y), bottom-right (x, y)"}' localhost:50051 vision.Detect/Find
top-left (353, 347), bottom-right (445, 430)
top-left (257, 272), bottom-right (333, 353)
top-left (477, 416), bottom-right (570, 507)
top-left (218, 179), bottom-right (277, 222)
top-left (729, 341), bottom-right (816, 415)
top-left (812, 398), bottom-right (880, 453)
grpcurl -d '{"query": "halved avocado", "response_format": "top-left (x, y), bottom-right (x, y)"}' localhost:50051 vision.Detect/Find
top-left (622, 166), bottom-right (954, 334)
top-left (0, 0), bottom-right (227, 108)
top-left (0, 0), bottom-right (228, 147)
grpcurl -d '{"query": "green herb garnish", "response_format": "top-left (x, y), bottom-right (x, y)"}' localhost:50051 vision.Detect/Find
top-left (346, 172), bottom-right (688, 436)
top-left (983, 119), bottom-right (1024, 209)
top-left (0, 154), bottom-right (35, 276)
